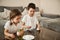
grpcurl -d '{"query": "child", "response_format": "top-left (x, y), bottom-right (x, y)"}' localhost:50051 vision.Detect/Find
top-left (4, 9), bottom-right (24, 40)
top-left (22, 3), bottom-right (40, 40)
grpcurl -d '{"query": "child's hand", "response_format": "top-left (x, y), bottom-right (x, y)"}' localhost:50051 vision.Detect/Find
top-left (10, 34), bottom-right (15, 38)
top-left (17, 30), bottom-right (24, 36)
top-left (36, 28), bottom-right (40, 33)
top-left (27, 26), bottom-right (31, 29)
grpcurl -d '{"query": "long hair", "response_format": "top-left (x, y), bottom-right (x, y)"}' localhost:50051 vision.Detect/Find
top-left (10, 9), bottom-right (22, 25)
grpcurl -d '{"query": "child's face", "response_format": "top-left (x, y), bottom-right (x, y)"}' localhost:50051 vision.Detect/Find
top-left (12, 15), bottom-right (22, 23)
top-left (28, 8), bottom-right (35, 16)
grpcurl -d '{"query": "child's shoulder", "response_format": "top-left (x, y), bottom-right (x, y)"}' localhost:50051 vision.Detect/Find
top-left (6, 21), bottom-right (10, 23)
top-left (5, 21), bottom-right (10, 25)
top-left (4, 21), bottom-right (11, 27)
top-left (24, 14), bottom-right (28, 17)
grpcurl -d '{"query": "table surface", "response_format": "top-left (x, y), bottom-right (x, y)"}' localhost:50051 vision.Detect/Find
top-left (18, 30), bottom-right (40, 40)
top-left (1, 27), bottom-right (60, 40)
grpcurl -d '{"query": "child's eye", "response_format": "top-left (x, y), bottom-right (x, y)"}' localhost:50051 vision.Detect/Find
top-left (17, 18), bottom-right (20, 20)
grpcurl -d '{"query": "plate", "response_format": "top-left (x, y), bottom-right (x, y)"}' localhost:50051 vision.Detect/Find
top-left (23, 35), bottom-right (35, 40)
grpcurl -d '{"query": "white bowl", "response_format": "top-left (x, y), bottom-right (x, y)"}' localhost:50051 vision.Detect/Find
top-left (23, 35), bottom-right (35, 40)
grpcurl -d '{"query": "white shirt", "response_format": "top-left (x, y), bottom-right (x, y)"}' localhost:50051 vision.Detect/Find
top-left (4, 21), bottom-right (22, 33)
top-left (22, 14), bottom-right (39, 30)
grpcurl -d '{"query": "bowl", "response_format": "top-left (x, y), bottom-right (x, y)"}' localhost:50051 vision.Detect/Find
top-left (23, 35), bottom-right (35, 40)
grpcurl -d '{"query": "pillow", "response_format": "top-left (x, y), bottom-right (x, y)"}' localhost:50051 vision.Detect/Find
top-left (22, 8), bottom-right (28, 17)
top-left (41, 13), bottom-right (60, 18)
top-left (35, 12), bottom-right (41, 20)
top-left (0, 8), bottom-right (10, 20)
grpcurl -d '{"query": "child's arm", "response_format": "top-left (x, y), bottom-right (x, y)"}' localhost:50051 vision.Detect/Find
top-left (36, 23), bottom-right (40, 30)
top-left (35, 16), bottom-right (40, 30)
top-left (4, 29), bottom-right (15, 38)
top-left (22, 22), bottom-right (31, 29)
top-left (22, 16), bottom-right (31, 29)
top-left (17, 29), bottom-right (24, 36)
top-left (36, 23), bottom-right (41, 33)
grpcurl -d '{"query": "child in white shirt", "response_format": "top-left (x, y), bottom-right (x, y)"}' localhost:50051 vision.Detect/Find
top-left (22, 3), bottom-right (40, 31)
top-left (4, 9), bottom-right (24, 40)
top-left (22, 3), bottom-right (40, 40)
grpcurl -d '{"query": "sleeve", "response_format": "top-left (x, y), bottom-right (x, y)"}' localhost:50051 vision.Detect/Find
top-left (18, 22), bottom-right (24, 29)
top-left (22, 16), bottom-right (27, 23)
top-left (35, 17), bottom-right (39, 24)
top-left (4, 21), bottom-right (10, 29)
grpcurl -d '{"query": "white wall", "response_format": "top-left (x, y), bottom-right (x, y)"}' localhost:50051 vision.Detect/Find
top-left (0, 0), bottom-right (3, 6)
top-left (0, 0), bottom-right (60, 15)
top-left (0, 0), bottom-right (40, 7)
top-left (40, 0), bottom-right (60, 15)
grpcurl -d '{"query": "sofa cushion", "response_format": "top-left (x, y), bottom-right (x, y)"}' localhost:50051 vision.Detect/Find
top-left (41, 13), bottom-right (60, 18)
top-left (40, 18), bottom-right (60, 32)
top-left (0, 20), bottom-right (7, 39)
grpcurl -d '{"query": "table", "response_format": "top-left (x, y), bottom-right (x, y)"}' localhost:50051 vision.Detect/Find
top-left (22, 30), bottom-right (40, 40)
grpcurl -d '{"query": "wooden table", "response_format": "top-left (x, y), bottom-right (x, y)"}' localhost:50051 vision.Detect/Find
top-left (16, 30), bottom-right (40, 40)
top-left (23, 30), bottom-right (40, 40)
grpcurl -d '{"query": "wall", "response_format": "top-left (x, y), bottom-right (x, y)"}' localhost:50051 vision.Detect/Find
top-left (0, 0), bottom-right (40, 7)
top-left (40, 0), bottom-right (60, 15)
top-left (0, 0), bottom-right (60, 15)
